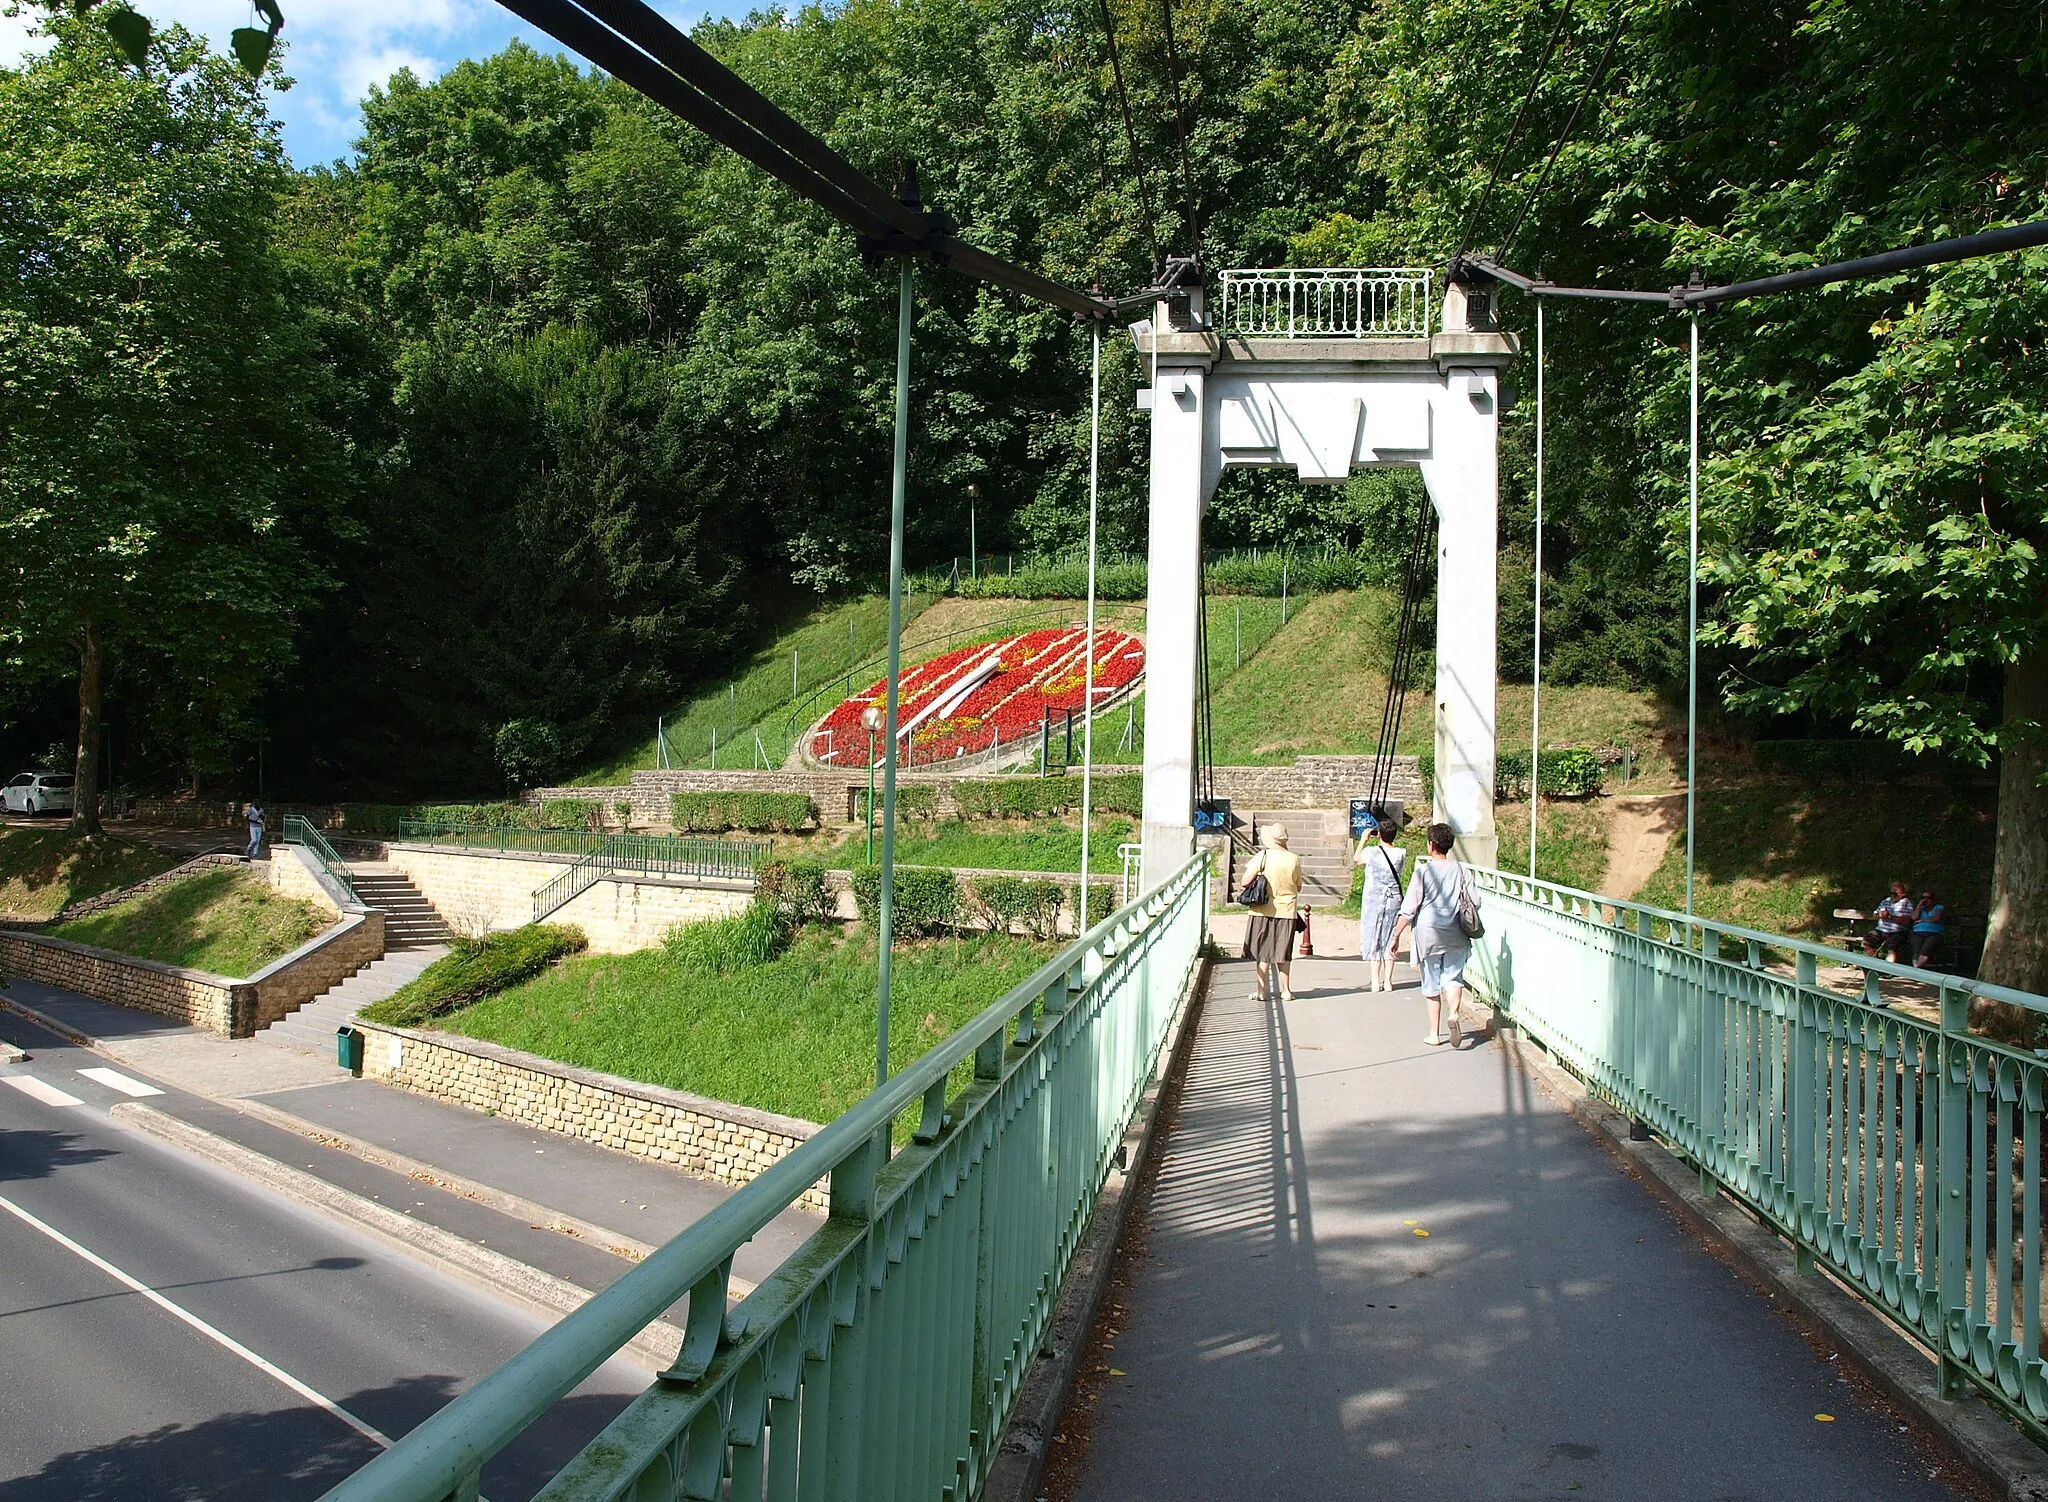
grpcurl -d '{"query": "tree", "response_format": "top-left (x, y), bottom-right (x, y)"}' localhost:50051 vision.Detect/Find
top-left (0, 14), bottom-right (344, 828)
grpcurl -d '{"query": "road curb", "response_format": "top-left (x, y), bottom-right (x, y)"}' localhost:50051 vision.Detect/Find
top-left (980, 946), bottom-right (1214, 1502)
top-left (1501, 1024), bottom-right (2048, 1502)
top-left (111, 1101), bottom-right (686, 1372)
top-left (0, 993), bottom-right (98, 1052)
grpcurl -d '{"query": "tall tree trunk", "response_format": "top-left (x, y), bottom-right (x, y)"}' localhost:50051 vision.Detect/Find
top-left (70, 618), bottom-right (102, 836)
top-left (1981, 647), bottom-right (2048, 996)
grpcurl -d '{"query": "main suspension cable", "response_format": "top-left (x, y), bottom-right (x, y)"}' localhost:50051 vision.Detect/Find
top-left (1452, 1), bottom-right (1570, 267)
top-left (1094, 0), bottom-right (1161, 271)
top-left (1367, 492), bottom-right (1439, 821)
top-left (1155, 0), bottom-right (1204, 259)
top-left (1497, 13), bottom-right (1625, 262)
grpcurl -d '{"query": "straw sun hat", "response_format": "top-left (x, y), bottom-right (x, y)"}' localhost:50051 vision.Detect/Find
top-left (1259, 824), bottom-right (1289, 849)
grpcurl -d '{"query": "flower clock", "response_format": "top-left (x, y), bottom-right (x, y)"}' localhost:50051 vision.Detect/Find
top-left (809, 627), bottom-right (1144, 767)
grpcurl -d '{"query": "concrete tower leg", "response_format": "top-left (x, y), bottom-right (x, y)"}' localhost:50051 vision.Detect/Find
top-left (1138, 359), bottom-right (1208, 892)
top-left (1419, 366), bottom-right (1500, 868)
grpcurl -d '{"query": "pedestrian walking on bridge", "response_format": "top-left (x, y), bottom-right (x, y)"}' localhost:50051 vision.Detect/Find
top-left (1393, 822), bottom-right (1474, 1047)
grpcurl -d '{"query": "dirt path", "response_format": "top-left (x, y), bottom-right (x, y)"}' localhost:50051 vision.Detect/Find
top-left (1598, 793), bottom-right (1685, 901)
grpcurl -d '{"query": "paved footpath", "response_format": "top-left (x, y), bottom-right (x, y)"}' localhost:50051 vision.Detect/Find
top-left (1062, 955), bottom-right (1967, 1502)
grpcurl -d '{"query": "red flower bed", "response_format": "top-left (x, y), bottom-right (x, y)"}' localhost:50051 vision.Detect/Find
top-left (810, 627), bottom-right (1144, 766)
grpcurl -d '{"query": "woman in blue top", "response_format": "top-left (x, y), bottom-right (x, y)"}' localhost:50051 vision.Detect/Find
top-left (1911, 891), bottom-right (1947, 969)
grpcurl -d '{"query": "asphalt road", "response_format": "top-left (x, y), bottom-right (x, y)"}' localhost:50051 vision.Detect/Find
top-left (0, 1015), bottom-right (649, 1501)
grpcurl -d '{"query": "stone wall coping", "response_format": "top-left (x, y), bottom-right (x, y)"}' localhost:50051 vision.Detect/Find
top-left (3, 928), bottom-right (247, 991)
top-left (244, 910), bottom-right (375, 987)
top-left (353, 1019), bottom-right (823, 1142)
top-left (385, 842), bottom-right (755, 894)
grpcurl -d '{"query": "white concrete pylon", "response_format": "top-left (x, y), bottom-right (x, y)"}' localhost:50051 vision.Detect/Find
top-left (1134, 278), bottom-right (1517, 891)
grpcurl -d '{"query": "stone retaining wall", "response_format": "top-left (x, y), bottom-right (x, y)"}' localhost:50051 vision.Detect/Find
top-left (355, 1023), bottom-right (827, 1211)
top-left (0, 909), bottom-right (384, 1037)
top-left (530, 752), bottom-right (1422, 828)
top-left (385, 845), bottom-right (751, 952)
top-left (52, 852), bottom-right (248, 923)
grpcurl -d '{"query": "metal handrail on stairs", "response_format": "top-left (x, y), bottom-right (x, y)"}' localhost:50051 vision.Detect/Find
top-left (531, 837), bottom-right (621, 923)
top-left (282, 815), bottom-right (357, 902)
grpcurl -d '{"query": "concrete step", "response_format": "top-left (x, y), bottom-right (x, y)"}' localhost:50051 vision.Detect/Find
top-left (256, 943), bottom-right (450, 1055)
top-left (346, 864), bottom-right (454, 945)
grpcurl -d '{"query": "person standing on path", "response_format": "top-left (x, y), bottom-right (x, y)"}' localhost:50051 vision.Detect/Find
top-left (245, 800), bottom-right (265, 859)
top-left (1392, 822), bottom-right (1473, 1047)
top-left (1353, 814), bottom-right (1407, 993)
top-left (1240, 824), bottom-right (1303, 1003)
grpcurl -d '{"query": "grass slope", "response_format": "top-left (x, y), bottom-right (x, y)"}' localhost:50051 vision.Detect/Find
top-left (0, 828), bottom-right (184, 920)
top-left (1632, 776), bottom-right (1997, 942)
top-left (442, 927), bottom-right (1052, 1125)
top-left (52, 867), bottom-right (332, 977)
top-left (1492, 798), bottom-right (1613, 894)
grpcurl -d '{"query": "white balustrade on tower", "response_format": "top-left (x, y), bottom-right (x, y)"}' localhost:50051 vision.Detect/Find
top-left (1135, 267), bottom-right (1518, 890)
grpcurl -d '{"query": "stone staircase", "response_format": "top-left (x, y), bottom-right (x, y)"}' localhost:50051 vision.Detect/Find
top-left (257, 862), bottom-right (454, 1057)
top-left (348, 863), bottom-right (454, 948)
top-left (1246, 809), bottom-right (1351, 905)
top-left (258, 946), bottom-right (448, 1055)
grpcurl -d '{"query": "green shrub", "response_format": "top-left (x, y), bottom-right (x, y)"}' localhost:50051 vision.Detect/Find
top-left (967, 873), bottom-right (1063, 938)
top-left (413, 802), bottom-right (529, 830)
top-left (663, 900), bottom-right (788, 973)
top-left (852, 784), bottom-right (938, 822)
top-left (540, 797), bottom-right (603, 830)
top-left (363, 924), bottom-right (587, 1027)
top-left (1067, 877), bottom-right (1120, 929)
top-left (1091, 773), bottom-right (1144, 816)
top-left (756, 859), bottom-right (834, 926)
top-left (1537, 749), bottom-right (1604, 798)
top-left (851, 865), bottom-right (960, 937)
top-left (613, 801), bottom-right (633, 828)
top-left (951, 777), bottom-right (1077, 819)
top-left (670, 791), bottom-right (816, 833)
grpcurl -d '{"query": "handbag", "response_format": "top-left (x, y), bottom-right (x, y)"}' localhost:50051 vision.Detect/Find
top-left (1454, 866), bottom-right (1485, 939)
top-left (1238, 851), bottom-right (1271, 907)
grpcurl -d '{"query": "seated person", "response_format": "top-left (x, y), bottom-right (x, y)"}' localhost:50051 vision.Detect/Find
top-left (1911, 891), bottom-right (1947, 969)
top-left (1866, 881), bottom-right (1915, 963)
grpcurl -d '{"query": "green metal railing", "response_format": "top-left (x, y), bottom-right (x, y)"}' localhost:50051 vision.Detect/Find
top-left (1467, 868), bottom-right (2048, 1430)
top-left (281, 814), bottom-right (356, 902)
top-left (318, 853), bottom-right (1209, 1502)
top-left (532, 837), bottom-right (622, 923)
top-left (394, 822), bottom-right (768, 878)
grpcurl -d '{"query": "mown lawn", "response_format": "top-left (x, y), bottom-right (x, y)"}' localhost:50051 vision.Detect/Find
top-left (442, 926), bottom-right (1055, 1126)
top-left (52, 867), bottom-right (332, 977)
top-left (0, 827), bottom-right (183, 920)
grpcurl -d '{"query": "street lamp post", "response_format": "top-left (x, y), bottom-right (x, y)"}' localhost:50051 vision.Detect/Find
top-left (861, 704), bottom-right (883, 863)
top-left (967, 483), bottom-right (979, 581)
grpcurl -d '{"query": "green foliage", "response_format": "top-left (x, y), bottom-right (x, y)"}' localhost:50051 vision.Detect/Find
top-left (362, 923), bottom-right (588, 1027)
top-left (951, 777), bottom-right (1079, 820)
top-left (854, 785), bottom-right (938, 822)
top-left (850, 865), bottom-right (960, 938)
top-left (538, 797), bottom-right (603, 831)
top-left (844, 818), bottom-right (1128, 875)
top-left (411, 802), bottom-right (530, 830)
top-left (1497, 750), bottom-right (1605, 800)
top-left (0, 13), bottom-right (352, 809)
top-left (1091, 774), bottom-right (1144, 816)
top-left (669, 791), bottom-right (815, 834)
top-left (953, 561), bottom-right (1149, 601)
top-left (661, 900), bottom-right (788, 974)
top-left (1067, 878), bottom-right (1120, 929)
top-left (497, 722), bottom-right (566, 789)
top-left (755, 859), bottom-right (834, 927)
top-left (51, 868), bottom-right (327, 978)
top-left (965, 874), bottom-right (1065, 940)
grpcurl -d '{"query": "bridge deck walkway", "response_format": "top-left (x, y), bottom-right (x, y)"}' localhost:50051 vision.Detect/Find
top-left (1054, 954), bottom-right (1965, 1501)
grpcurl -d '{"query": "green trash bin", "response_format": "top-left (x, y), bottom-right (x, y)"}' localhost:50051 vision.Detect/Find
top-left (336, 1026), bottom-right (364, 1074)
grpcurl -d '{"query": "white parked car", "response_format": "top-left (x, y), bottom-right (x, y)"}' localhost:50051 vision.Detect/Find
top-left (2, 772), bottom-right (75, 816)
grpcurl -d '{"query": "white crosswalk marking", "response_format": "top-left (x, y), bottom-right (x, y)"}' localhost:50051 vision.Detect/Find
top-left (1, 1073), bottom-right (85, 1108)
top-left (76, 1066), bottom-right (164, 1098)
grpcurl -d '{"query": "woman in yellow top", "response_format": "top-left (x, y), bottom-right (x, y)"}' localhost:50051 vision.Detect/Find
top-left (1240, 824), bottom-right (1303, 1002)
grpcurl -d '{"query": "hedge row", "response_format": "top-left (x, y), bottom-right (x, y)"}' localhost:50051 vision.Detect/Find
top-left (1419, 749), bottom-right (1605, 802)
top-left (538, 797), bottom-right (605, 831)
top-left (943, 552), bottom-right (1379, 600)
top-left (847, 865), bottom-right (1125, 939)
top-left (362, 924), bottom-right (588, 1027)
top-left (669, 791), bottom-right (817, 833)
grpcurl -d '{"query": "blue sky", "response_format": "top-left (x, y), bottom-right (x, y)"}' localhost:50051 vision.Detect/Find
top-left (0, 1), bottom-right (756, 166)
